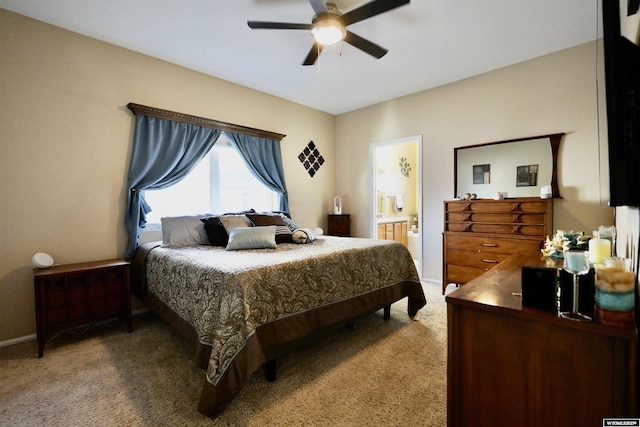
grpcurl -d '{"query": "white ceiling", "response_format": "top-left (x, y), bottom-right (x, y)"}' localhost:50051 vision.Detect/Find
top-left (0, 0), bottom-right (601, 115)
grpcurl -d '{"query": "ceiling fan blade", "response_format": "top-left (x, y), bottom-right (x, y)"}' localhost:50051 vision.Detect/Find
top-left (340, 0), bottom-right (410, 27)
top-left (248, 21), bottom-right (313, 30)
top-left (303, 43), bottom-right (324, 66)
top-left (308, 0), bottom-right (328, 15)
top-left (343, 31), bottom-right (388, 59)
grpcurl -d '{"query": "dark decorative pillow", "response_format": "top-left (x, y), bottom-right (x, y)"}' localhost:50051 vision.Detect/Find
top-left (246, 213), bottom-right (293, 243)
top-left (200, 209), bottom-right (257, 246)
top-left (200, 216), bottom-right (227, 246)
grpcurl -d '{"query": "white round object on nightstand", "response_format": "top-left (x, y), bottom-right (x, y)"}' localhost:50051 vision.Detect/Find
top-left (32, 252), bottom-right (54, 268)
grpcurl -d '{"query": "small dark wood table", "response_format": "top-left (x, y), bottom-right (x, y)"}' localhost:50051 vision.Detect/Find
top-left (446, 250), bottom-right (637, 426)
top-left (327, 214), bottom-right (351, 237)
top-left (33, 259), bottom-right (133, 357)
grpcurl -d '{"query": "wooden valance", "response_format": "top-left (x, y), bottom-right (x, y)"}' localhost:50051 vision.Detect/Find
top-left (127, 103), bottom-right (286, 141)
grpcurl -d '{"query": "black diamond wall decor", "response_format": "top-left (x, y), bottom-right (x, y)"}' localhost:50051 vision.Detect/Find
top-left (299, 141), bottom-right (324, 177)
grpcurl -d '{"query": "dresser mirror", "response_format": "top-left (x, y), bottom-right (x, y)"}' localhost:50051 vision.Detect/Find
top-left (454, 133), bottom-right (563, 199)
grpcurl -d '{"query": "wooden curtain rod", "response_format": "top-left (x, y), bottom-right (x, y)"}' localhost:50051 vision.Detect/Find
top-left (127, 103), bottom-right (286, 141)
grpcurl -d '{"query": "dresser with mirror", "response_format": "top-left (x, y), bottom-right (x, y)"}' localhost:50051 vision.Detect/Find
top-left (442, 134), bottom-right (561, 294)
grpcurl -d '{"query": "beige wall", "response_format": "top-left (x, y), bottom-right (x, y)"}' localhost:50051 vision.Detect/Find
top-left (0, 10), bottom-right (335, 342)
top-left (336, 41), bottom-right (614, 282)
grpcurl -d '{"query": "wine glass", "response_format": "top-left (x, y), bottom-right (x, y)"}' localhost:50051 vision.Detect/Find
top-left (560, 249), bottom-right (592, 321)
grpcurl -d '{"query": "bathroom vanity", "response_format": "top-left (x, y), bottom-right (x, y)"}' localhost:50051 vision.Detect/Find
top-left (376, 216), bottom-right (408, 247)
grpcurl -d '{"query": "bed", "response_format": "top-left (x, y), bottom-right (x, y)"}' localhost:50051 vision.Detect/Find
top-left (131, 224), bottom-right (426, 416)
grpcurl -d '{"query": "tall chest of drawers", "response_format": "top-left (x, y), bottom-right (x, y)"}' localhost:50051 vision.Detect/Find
top-left (442, 198), bottom-right (553, 294)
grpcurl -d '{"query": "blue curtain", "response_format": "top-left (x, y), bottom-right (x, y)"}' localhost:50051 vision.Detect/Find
top-left (124, 115), bottom-right (221, 259)
top-left (227, 132), bottom-right (289, 212)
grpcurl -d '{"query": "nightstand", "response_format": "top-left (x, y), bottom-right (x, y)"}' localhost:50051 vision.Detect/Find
top-left (327, 214), bottom-right (351, 237)
top-left (33, 259), bottom-right (133, 357)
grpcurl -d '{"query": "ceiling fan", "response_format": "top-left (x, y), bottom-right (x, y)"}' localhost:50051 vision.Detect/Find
top-left (247, 0), bottom-right (410, 66)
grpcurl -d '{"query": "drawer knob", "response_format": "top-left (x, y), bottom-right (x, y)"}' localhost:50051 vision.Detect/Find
top-left (480, 243), bottom-right (498, 247)
top-left (481, 259), bottom-right (500, 264)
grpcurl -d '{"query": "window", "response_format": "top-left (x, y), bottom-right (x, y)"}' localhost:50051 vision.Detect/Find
top-left (144, 134), bottom-right (278, 225)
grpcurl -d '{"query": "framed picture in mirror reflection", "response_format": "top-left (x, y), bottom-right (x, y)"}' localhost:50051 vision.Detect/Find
top-left (516, 164), bottom-right (538, 187)
top-left (472, 164), bottom-right (490, 184)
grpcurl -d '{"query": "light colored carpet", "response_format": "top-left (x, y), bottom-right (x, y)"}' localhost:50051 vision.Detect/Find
top-left (0, 282), bottom-right (446, 426)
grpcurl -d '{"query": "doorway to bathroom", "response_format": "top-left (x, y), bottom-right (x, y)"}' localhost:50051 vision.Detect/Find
top-left (370, 135), bottom-right (422, 278)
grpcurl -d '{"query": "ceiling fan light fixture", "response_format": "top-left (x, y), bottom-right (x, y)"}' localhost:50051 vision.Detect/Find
top-left (248, 0), bottom-right (410, 65)
top-left (311, 20), bottom-right (346, 45)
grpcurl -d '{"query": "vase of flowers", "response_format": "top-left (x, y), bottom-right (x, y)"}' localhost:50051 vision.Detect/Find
top-left (541, 230), bottom-right (589, 259)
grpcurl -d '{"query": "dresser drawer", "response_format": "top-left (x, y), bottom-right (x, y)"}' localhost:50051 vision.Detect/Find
top-left (445, 235), bottom-right (542, 254)
top-left (446, 249), bottom-right (509, 269)
top-left (446, 212), bottom-right (546, 225)
top-left (445, 200), bottom-right (549, 214)
top-left (445, 264), bottom-right (487, 284)
top-left (446, 222), bottom-right (545, 235)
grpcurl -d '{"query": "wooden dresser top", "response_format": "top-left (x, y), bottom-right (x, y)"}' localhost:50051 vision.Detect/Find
top-left (445, 249), bottom-right (637, 339)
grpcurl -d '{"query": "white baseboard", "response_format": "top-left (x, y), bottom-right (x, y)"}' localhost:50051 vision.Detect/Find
top-left (0, 308), bottom-right (151, 350)
top-left (0, 333), bottom-right (36, 349)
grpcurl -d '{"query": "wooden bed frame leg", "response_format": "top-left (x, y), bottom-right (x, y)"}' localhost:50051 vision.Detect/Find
top-left (265, 359), bottom-right (277, 382)
top-left (383, 305), bottom-right (391, 320)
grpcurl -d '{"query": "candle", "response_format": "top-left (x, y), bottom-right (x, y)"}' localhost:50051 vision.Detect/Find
top-left (594, 266), bottom-right (635, 327)
top-left (589, 238), bottom-right (611, 265)
top-left (565, 250), bottom-right (589, 273)
top-left (604, 257), bottom-right (629, 270)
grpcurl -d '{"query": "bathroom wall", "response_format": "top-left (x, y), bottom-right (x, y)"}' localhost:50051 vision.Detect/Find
top-left (375, 142), bottom-right (418, 218)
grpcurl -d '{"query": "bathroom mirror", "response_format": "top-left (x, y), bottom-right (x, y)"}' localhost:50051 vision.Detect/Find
top-left (454, 133), bottom-right (563, 199)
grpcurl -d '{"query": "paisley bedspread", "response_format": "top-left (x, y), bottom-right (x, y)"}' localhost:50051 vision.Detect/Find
top-left (144, 235), bottom-right (424, 415)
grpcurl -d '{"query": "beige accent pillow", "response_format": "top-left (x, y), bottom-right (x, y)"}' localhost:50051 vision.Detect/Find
top-left (161, 215), bottom-right (209, 245)
top-left (219, 215), bottom-right (253, 233)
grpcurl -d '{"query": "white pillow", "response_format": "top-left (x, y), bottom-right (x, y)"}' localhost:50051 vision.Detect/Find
top-left (219, 215), bottom-right (253, 233)
top-left (161, 215), bottom-right (210, 245)
top-left (225, 226), bottom-right (277, 251)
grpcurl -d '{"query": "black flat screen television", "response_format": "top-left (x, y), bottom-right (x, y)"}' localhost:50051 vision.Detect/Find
top-left (603, 0), bottom-right (640, 207)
